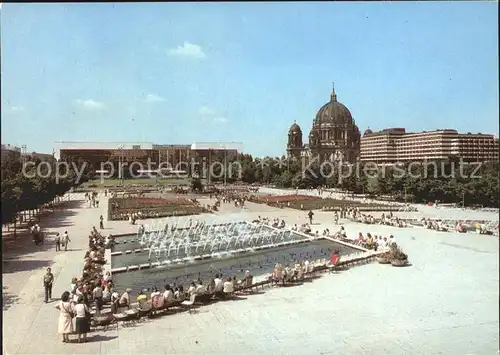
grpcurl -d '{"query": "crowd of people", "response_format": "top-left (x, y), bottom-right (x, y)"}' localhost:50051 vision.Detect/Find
top-left (206, 190), bottom-right (248, 211)
top-left (341, 208), bottom-right (408, 228)
top-left (421, 218), bottom-right (449, 232)
top-left (84, 191), bottom-right (99, 208)
top-left (46, 186), bottom-right (497, 344)
top-left (55, 227), bottom-right (116, 343)
top-left (326, 226), bottom-right (396, 251)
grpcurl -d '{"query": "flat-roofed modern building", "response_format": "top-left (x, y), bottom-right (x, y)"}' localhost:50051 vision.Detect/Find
top-left (360, 129), bottom-right (499, 163)
top-left (54, 141), bottom-right (243, 177)
top-left (454, 133), bottom-right (499, 162)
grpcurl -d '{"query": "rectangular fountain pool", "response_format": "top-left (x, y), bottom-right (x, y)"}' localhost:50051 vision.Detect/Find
top-left (112, 238), bottom-right (360, 296)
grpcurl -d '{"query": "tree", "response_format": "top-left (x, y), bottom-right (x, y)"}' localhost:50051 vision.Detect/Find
top-left (190, 178), bottom-right (204, 193)
top-left (1, 156), bottom-right (81, 228)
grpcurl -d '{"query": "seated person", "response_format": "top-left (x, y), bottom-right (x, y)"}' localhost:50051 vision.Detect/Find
top-left (357, 232), bottom-right (365, 245)
top-left (136, 290), bottom-right (148, 307)
top-left (173, 286), bottom-right (184, 300)
top-left (207, 279), bottom-right (216, 294)
top-left (163, 285), bottom-right (174, 303)
top-left (213, 274), bottom-right (224, 295)
top-left (284, 265), bottom-right (293, 281)
top-left (365, 235), bottom-right (374, 249)
top-left (303, 260), bottom-right (309, 274)
top-left (242, 270), bottom-right (253, 287)
top-left (195, 281), bottom-right (206, 295)
top-left (223, 277), bottom-right (234, 295)
top-left (329, 251), bottom-right (340, 265)
top-left (119, 288), bottom-right (131, 308)
top-left (187, 282), bottom-right (197, 296)
top-left (379, 237), bottom-right (388, 250)
top-left (273, 264), bottom-right (283, 282)
top-left (150, 287), bottom-right (161, 299)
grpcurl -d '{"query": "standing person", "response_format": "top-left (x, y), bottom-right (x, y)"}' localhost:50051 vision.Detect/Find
top-left (74, 297), bottom-right (90, 343)
top-left (43, 268), bottom-right (54, 303)
top-left (334, 211), bottom-right (339, 225)
top-left (308, 210), bottom-right (314, 225)
top-left (55, 233), bottom-right (61, 251)
top-left (56, 291), bottom-right (74, 343)
top-left (99, 215), bottom-right (104, 230)
top-left (63, 231), bottom-right (71, 251)
top-left (92, 284), bottom-right (103, 315)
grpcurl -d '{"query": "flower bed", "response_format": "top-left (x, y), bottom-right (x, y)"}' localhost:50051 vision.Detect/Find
top-left (108, 197), bottom-right (206, 220)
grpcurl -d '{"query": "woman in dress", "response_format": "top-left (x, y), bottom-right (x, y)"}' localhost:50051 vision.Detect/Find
top-left (56, 291), bottom-right (74, 343)
top-left (74, 297), bottom-right (90, 343)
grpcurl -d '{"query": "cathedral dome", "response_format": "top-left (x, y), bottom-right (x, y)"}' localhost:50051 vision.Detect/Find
top-left (289, 121), bottom-right (302, 134)
top-left (314, 100), bottom-right (353, 125)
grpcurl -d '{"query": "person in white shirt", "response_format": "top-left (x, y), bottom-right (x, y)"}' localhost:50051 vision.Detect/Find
top-left (73, 286), bottom-right (83, 303)
top-left (187, 282), bottom-right (197, 296)
top-left (379, 237), bottom-right (388, 249)
top-left (223, 277), bottom-right (234, 294)
top-left (214, 275), bottom-right (223, 293)
top-left (74, 297), bottom-right (90, 342)
top-left (111, 291), bottom-right (119, 303)
top-left (163, 285), bottom-right (174, 303)
top-left (62, 231), bottom-right (71, 251)
top-left (119, 288), bottom-right (131, 308)
top-left (195, 281), bottom-right (206, 295)
top-left (150, 287), bottom-right (161, 298)
top-left (388, 235), bottom-right (396, 246)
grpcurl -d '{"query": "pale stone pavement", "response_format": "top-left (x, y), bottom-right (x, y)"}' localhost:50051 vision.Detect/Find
top-left (2, 191), bottom-right (499, 354)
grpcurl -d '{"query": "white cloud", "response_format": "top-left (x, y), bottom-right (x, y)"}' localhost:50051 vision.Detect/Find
top-left (198, 106), bottom-right (215, 115)
top-left (145, 94), bottom-right (165, 103)
top-left (213, 116), bottom-right (228, 123)
top-left (197, 106), bottom-right (227, 123)
top-left (74, 99), bottom-right (106, 111)
top-left (168, 42), bottom-right (206, 59)
top-left (11, 106), bottom-right (25, 112)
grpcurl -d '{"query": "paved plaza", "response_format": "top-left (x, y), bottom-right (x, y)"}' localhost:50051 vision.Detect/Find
top-left (2, 191), bottom-right (499, 355)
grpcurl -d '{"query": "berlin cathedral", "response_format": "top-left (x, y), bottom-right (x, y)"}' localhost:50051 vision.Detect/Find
top-left (286, 86), bottom-right (361, 164)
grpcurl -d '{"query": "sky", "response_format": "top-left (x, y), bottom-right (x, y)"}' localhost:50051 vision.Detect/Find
top-left (1, 2), bottom-right (498, 157)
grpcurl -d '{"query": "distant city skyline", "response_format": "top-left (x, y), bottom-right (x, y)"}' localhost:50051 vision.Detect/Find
top-left (1, 2), bottom-right (498, 157)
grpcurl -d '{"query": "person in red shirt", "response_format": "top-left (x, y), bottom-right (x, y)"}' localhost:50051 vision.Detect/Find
top-left (330, 250), bottom-right (340, 265)
top-left (357, 232), bottom-right (364, 245)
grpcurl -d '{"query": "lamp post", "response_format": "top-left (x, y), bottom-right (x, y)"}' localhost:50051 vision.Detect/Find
top-left (334, 151), bottom-right (344, 187)
top-left (223, 143), bottom-right (228, 186)
top-left (21, 144), bottom-right (27, 164)
top-left (117, 145), bottom-right (124, 184)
